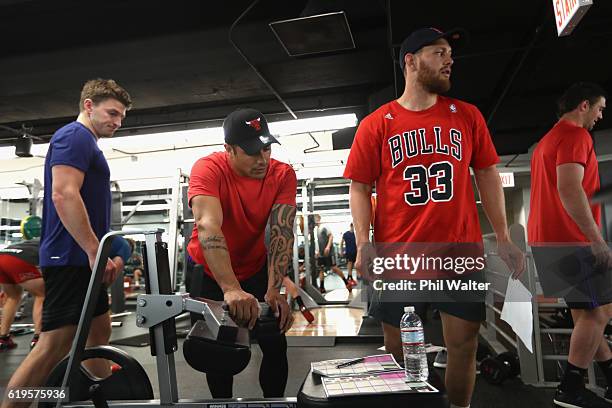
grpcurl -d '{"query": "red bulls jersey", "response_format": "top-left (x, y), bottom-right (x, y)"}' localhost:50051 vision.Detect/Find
top-left (344, 96), bottom-right (499, 244)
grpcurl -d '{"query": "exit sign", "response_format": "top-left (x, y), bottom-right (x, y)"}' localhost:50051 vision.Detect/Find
top-left (499, 172), bottom-right (515, 188)
top-left (553, 0), bottom-right (593, 37)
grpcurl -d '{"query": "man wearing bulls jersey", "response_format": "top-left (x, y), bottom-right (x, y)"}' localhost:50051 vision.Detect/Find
top-left (528, 82), bottom-right (612, 408)
top-left (344, 28), bottom-right (525, 408)
top-left (187, 108), bottom-right (296, 398)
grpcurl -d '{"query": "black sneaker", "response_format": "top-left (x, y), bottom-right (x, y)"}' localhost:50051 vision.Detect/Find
top-left (553, 387), bottom-right (612, 407)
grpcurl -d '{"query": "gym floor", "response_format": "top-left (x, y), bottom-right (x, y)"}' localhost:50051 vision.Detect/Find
top-left (0, 317), bottom-right (556, 407)
top-left (0, 275), bottom-right (557, 407)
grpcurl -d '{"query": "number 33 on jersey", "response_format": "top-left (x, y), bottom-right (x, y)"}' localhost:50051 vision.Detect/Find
top-left (343, 96), bottom-right (500, 244)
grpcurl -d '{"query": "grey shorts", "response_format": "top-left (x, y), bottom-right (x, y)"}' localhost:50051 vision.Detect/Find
top-left (532, 245), bottom-right (612, 310)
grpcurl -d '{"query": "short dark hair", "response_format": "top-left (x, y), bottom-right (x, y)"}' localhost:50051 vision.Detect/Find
top-left (79, 78), bottom-right (132, 111)
top-left (558, 82), bottom-right (607, 117)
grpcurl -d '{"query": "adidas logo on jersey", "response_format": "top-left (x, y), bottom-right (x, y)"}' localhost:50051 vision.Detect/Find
top-left (449, 104), bottom-right (457, 113)
top-left (384, 113), bottom-right (394, 120)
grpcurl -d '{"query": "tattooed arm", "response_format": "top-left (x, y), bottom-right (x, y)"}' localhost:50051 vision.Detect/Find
top-left (265, 203), bottom-right (296, 332)
top-left (191, 195), bottom-right (259, 328)
top-left (267, 203), bottom-right (297, 289)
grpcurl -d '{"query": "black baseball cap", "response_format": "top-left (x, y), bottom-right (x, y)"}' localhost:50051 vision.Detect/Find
top-left (223, 108), bottom-right (280, 155)
top-left (398, 27), bottom-right (467, 70)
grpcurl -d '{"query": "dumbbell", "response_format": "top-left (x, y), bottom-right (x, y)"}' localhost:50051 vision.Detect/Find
top-left (252, 303), bottom-right (281, 338)
top-left (480, 352), bottom-right (520, 385)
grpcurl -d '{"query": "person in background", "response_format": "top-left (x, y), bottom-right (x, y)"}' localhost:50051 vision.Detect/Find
top-left (0, 236), bottom-right (44, 350)
top-left (341, 223), bottom-right (358, 280)
top-left (0, 231), bottom-right (132, 353)
top-left (529, 82), bottom-right (612, 408)
top-left (315, 215), bottom-right (356, 293)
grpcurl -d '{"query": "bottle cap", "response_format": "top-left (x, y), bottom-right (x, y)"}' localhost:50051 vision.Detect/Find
top-left (404, 306), bottom-right (415, 313)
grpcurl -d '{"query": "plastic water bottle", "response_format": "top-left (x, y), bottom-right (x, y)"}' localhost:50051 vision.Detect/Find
top-left (400, 306), bottom-right (428, 381)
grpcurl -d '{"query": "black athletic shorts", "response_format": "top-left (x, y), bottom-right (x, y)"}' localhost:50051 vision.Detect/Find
top-left (41, 266), bottom-right (109, 332)
top-left (532, 245), bottom-right (612, 310)
top-left (345, 253), bottom-right (357, 263)
top-left (317, 255), bottom-right (337, 268)
top-left (369, 299), bottom-right (485, 327)
top-left (368, 269), bottom-right (487, 325)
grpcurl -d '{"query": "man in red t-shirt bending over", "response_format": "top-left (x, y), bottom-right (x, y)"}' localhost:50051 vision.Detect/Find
top-left (529, 82), bottom-right (612, 408)
top-left (344, 28), bottom-right (525, 408)
top-left (187, 108), bottom-right (297, 398)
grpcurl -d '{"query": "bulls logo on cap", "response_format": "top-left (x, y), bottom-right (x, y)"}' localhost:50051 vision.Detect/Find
top-left (245, 118), bottom-right (262, 131)
top-left (224, 108), bottom-right (280, 155)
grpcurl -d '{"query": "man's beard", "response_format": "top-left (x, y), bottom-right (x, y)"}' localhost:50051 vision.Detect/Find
top-left (417, 63), bottom-right (451, 94)
top-left (91, 116), bottom-right (115, 138)
top-left (95, 126), bottom-right (114, 138)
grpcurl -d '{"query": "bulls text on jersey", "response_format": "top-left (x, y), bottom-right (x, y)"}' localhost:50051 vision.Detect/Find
top-left (386, 126), bottom-right (463, 206)
top-left (388, 126), bottom-right (462, 168)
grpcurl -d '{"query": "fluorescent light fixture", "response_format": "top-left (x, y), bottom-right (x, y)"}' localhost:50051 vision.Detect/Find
top-left (268, 114), bottom-right (357, 136)
top-left (97, 127), bottom-right (225, 151)
top-left (0, 113), bottom-right (358, 159)
top-left (0, 113), bottom-right (359, 190)
top-left (96, 113), bottom-right (358, 150)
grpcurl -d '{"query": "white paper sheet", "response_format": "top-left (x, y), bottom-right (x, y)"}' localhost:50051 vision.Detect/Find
top-left (500, 277), bottom-right (534, 353)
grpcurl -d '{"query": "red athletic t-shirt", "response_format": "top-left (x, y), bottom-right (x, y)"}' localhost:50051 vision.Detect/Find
top-left (187, 152), bottom-right (297, 281)
top-left (527, 120), bottom-right (601, 245)
top-left (343, 96), bottom-right (499, 244)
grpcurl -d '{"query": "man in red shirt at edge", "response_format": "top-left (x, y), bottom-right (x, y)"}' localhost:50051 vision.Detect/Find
top-left (529, 82), bottom-right (612, 408)
top-left (187, 108), bottom-right (296, 398)
top-left (343, 28), bottom-right (525, 408)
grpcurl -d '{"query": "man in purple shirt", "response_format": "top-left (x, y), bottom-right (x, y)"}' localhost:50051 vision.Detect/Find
top-left (2, 79), bottom-right (132, 408)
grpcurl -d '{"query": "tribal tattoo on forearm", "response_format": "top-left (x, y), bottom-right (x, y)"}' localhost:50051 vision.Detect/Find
top-left (200, 235), bottom-right (229, 252)
top-left (268, 204), bottom-right (296, 290)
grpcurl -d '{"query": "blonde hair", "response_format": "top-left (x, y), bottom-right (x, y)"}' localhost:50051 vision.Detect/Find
top-left (79, 78), bottom-right (132, 111)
